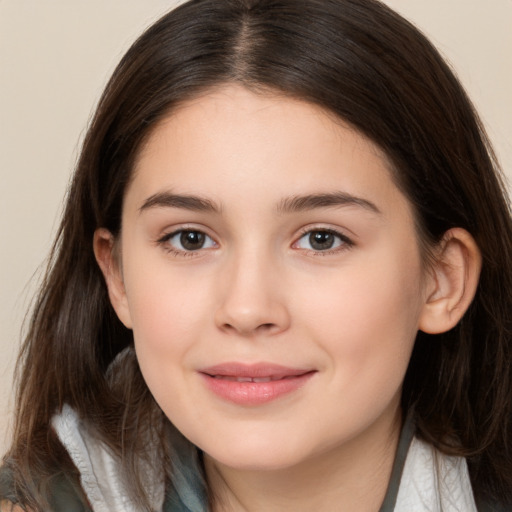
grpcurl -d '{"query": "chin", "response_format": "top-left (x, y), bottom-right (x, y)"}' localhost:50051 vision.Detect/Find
top-left (208, 452), bottom-right (303, 472)
top-left (201, 435), bottom-right (316, 472)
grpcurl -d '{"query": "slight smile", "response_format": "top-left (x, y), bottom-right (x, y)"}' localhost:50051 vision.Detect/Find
top-left (198, 363), bottom-right (317, 406)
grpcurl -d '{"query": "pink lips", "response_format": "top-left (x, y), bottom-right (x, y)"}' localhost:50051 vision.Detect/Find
top-left (199, 363), bottom-right (316, 405)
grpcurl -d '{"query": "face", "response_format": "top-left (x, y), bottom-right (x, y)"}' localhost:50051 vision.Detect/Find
top-left (107, 85), bottom-right (430, 471)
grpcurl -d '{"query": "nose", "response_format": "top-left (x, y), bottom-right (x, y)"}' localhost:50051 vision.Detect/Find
top-left (214, 251), bottom-right (291, 337)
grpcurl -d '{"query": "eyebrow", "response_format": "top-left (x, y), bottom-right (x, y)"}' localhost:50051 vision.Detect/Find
top-left (138, 190), bottom-right (380, 216)
top-left (139, 192), bottom-right (221, 214)
top-left (277, 192), bottom-right (381, 214)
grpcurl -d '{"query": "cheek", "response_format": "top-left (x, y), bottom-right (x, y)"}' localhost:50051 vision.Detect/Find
top-left (122, 262), bottom-right (210, 412)
top-left (294, 247), bottom-right (424, 376)
top-left (121, 254), bottom-right (212, 357)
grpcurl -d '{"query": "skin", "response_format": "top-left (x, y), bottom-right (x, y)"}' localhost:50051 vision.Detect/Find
top-left (94, 85), bottom-right (481, 511)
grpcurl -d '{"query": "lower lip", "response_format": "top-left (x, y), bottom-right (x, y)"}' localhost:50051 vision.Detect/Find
top-left (199, 372), bottom-right (315, 406)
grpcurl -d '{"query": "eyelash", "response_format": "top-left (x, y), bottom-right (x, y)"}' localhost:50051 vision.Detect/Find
top-left (157, 228), bottom-right (217, 258)
top-left (293, 227), bottom-right (354, 256)
top-left (156, 227), bottom-right (354, 258)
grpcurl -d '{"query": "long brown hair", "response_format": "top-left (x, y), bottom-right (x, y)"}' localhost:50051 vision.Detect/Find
top-left (4, 0), bottom-right (512, 509)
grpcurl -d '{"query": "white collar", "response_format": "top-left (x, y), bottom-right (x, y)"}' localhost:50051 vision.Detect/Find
top-left (52, 405), bottom-right (477, 512)
top-left (51, 404), bottom-right (165, 512)
top-left (394, 435), bottom-right (477, 512)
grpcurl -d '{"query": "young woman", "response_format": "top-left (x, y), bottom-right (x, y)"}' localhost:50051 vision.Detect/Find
top-left (2, 0), bottom-right (511, 511)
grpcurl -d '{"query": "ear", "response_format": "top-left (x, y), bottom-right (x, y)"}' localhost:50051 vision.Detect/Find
top-left (419, 228), bottom-right (482, 334)
top-left (93, 228), bottom-right (133, 329)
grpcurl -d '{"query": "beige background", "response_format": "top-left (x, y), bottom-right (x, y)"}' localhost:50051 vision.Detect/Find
top-left (1, 1), bottom-right (511, 457)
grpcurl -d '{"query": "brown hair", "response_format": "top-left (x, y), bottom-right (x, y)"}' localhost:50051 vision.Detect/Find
top-left (4, 0), bottom-right (512, 509)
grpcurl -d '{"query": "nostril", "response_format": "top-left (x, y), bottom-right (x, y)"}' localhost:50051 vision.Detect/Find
top-left (221, 322), bottom-right (278, 335)
top-left (215, 298), bottom-right (290, 336)
top-left (257, 323), bottom-right (278, 332)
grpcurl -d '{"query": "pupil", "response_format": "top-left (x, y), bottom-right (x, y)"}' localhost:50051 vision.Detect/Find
top-left (180, 231), bottom-right (205, 250)
top-left (309, 231), bottom-right (334, 250)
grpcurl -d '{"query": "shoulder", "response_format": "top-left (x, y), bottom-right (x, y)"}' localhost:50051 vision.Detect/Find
top-left (0, 464), bottom-right (90, 512)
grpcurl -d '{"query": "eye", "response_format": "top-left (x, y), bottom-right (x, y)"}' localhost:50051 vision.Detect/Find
top-left (294, 229), bottom-right (352, 252)
top-left (160, 229), bottom-right (216, 252)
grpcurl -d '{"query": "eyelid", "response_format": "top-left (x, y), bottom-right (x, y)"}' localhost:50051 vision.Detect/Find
top-left (292, 226), bottom-right (355, 254)
top-left (154, 223), bottom-right (354, 257)
top-left (156, 225), bottom-right (218, 257)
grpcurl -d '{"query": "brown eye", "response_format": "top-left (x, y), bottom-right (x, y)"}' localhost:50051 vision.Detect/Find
top-left (294, 229), bottom-right (352, 252)
top-left (161, 229), bottom-right (216, 253)
top-left (180, 230), bottom-right (206, 250)
top-left (309, 231), bottom-right (336, 250)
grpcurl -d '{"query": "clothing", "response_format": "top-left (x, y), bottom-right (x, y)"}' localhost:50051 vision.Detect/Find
top-left (0, 405), bottom-right (503, 511)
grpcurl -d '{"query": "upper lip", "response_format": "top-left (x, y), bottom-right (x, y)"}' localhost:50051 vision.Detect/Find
top-left (199, 362), bottom-right (315, 380)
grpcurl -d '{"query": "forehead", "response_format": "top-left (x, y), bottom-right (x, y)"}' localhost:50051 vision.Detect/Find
top-left (127, 84), bottom-right (408, 218)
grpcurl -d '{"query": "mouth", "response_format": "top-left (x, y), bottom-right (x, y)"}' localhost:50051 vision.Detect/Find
top-left (198, 363), bottom-right (316, 405)
top-left (209, 375), bottom-right (302, 383)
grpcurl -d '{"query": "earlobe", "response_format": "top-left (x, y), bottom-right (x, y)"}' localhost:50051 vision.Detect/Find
top-left (93, 228), bottom-right (133, 329)
top-left (419, 228), bottom-right (482, 334)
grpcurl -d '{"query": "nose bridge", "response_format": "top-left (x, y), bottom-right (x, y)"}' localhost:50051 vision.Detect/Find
top-left (215, 241), bottom-right (289, 336)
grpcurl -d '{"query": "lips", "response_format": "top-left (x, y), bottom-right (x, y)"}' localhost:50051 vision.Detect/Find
top-left (198, 363), bottom-right (316, 405)
top-left (211, 375), bottom-right (295, 383)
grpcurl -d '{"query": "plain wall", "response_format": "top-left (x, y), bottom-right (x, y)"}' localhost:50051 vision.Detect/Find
top-left (1, 1), bottom-right (511, 457)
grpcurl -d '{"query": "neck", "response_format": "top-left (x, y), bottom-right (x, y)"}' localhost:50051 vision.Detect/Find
top-left (204, 405), bottom-right (402, 512)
